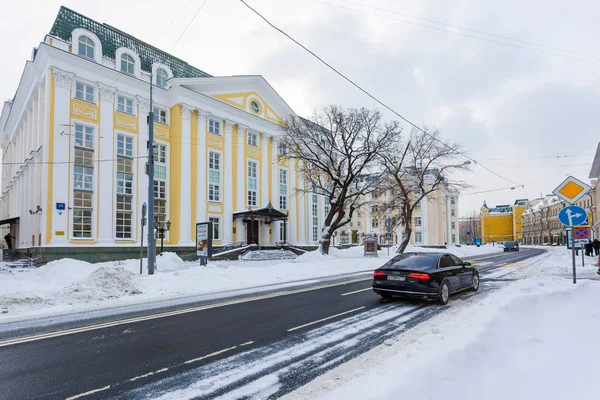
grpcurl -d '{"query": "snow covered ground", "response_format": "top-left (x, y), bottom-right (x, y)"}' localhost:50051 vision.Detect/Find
top-left (0, 244), bottom-right (500, 323)
top-left (284, 245), bottom-right (600, 400)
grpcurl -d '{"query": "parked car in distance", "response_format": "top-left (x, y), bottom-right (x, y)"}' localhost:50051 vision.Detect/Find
top-left (372, 252), bottom-right (479, 305)
top-left (503, 241), bottom-right (519, 252)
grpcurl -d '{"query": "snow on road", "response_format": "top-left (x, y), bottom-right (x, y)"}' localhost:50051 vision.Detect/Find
top-left (0, 244), bottom-right (498, 323)
top-left (284, 246), bottom-right (600, 400)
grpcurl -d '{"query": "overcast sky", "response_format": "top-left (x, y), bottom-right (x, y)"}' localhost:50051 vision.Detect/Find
top-left (2, 0), bottom-right (598, 216)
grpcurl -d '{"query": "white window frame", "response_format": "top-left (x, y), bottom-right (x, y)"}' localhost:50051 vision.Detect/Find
top-left (77, 35), bottom-right (95, 59)
top-left (312, 194), bottom-right (319, 242)
top-left (279, 168), bottom-right (288, 210)
top-left (120, 53), bottom-right (135, 75)
top-left (209, 216), bottom-right (221, 241)
top-left (156, 68), bottom-right (168, 87)
top-left (74, 165), bottom-right (94, 191)
top-left (117, 134), bottom-right (134, 157)
top-left (75, 82), bottom-right (95, 104)
top-left (153, 107), bottom-right (168, 125)
top-left (247, 131), bottom-right (258, 147)
top-left (117, 95), bottom-right (134, 115)
top-left (415, 201), bottom-right (422, 211)
top-left (414, 216), bottom-right (422, 227)
top-left (414, 232), bottom-right (423, 243)
top-left (208, 150), bottom-right (222, 202)
top-left (153, 142), bottom-right (168, 200)
top-left (208, 119), bottom-right (221, 135)
top-left (247, 160), bottom-right (258, 207)
top-left (74, 123), bottom-right (94, 149)
top-left (278, 143), bottom-right (287, 156)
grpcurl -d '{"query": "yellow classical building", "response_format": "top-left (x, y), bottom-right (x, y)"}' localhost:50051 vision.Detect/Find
top-left (479, 199), bottom-right (528, 244)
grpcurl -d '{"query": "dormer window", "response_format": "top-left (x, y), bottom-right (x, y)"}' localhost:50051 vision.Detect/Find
top-left (120, 54), bottom-right (135, 74)
top-left (78, 36), bottom-right (95, 59)
top-left (156, 68), bottom-right (168, 87)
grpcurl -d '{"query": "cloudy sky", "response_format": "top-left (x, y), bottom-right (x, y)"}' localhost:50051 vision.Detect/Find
top-left (2, 0), bottom-right (598, 216)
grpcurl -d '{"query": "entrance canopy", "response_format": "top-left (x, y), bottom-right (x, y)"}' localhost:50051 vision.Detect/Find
top-left (233, 203), bottom-right (288, 222)
top-left (0, 217), bottom-right (19, 226)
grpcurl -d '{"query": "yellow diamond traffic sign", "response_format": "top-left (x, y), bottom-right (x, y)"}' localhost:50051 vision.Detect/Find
top-left (552, 176), bottom-right (591, 205)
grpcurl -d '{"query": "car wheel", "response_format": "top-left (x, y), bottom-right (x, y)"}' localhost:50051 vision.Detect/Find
top-left (471, 273), bottom-right (479, 292)
top-left (438, 281), bottom-right (450, 305)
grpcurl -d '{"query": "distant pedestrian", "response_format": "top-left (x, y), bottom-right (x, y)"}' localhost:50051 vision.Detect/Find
top-left (593, 239), bottom-right (600, 256)
top-left (4, 233), bottom-right (14, 250)
top-left (586, 242), bottom-right (594, 257)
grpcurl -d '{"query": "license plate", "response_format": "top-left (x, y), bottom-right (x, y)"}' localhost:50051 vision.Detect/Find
top-left (387, 276), bottom-right (406, 281)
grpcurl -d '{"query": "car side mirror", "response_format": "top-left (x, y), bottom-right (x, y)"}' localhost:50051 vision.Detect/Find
top-left (464, 262), bottom-right (471, 266)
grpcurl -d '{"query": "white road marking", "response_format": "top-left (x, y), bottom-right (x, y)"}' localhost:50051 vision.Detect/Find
top-left (287, 307), bottom-right (366, 332)
top-left (128, 367), bottom-right (169, 382)
top-left (240, 341), bottom-right (254, 347)
top-left (470, 262), bottom-right (492, 266)
top-left (341, 287), bottom-right (371, 296)
top-left (0, 277), bottom-right (370, 348)
top-left (65, 385), bottom-right (111, 400)
top-left (184, 346), bottom-right (238, 365)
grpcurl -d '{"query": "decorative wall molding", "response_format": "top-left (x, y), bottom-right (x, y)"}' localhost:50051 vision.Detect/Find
top-left (154, 124), bottom-right (169, 139)
top-left (207, 138), bottom-right (223, 148)
top-left (247, 148), bottom-right (260, 158)
top-left (97, 83), bottom-right (117, 102)
top-left (52, 67), bottom-right (75, 89)
top-left (182, 103), bottom-right (194, 121)
top-left (136, 95), bottom-right (150, 112)
top-left (116, 114), bottom-right (137, 130)
top-left (72, 103), bottom-right (98, 120)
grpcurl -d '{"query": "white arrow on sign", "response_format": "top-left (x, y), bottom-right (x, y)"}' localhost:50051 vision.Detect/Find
top-left (566, 209), bottom-right (583, 226)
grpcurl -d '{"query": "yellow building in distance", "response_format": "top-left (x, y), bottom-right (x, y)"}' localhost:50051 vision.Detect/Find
top-left (479, 199), bottom-right (528, 244)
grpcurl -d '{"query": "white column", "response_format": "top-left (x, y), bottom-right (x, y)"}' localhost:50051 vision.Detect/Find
top-left (289, 159), bottom-right (297, 244)
top-left (196, 110), bottom-right (209, 224)
top-left (49, 68), bottom-right (74, 246)
top-left (136, 96), bottom-right (150, 244)
top-left (272, 140), bottom-right (280, 243)
top-left (236, 124), bottom-right (246, 242)
top-left (422, 195), bottom-right (429, 246)
top-left (297, 163), bottom-right (306, 244)
top-left (179, 104), bottom-right (194, 245)
top-left (97, 83), bottom-right (117, 244)
top-left (260, 134), bottom-right (269, 243)
top-left (223, 119), bottom-right (235, 243)
top-left (446, 195), bottom-right (452, 244)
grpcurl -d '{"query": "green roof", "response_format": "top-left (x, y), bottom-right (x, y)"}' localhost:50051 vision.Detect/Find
top-left (49, 6), bottom-right (211, 79)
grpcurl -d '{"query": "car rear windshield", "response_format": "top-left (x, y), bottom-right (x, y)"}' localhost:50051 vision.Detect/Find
top-left (505, 241), bottom-right (517, 247)
top-left (381, 254), bottom-right (437, 270)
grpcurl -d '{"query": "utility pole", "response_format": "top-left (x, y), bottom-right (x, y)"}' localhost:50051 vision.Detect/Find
top-left (147, 75), bottom-right (156, 275)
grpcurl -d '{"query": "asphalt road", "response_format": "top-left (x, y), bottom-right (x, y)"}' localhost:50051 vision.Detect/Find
top-left (0, 248), bottom-right (546, 400)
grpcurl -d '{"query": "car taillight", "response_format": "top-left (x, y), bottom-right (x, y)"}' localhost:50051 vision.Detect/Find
top-left (373, 270), bottom-right (386, 278)
top-left (408, 273), bottom-right (430, 281)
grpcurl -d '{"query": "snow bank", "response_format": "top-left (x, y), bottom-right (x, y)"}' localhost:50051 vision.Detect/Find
top-left (285, 246), bottom-right (600, 400)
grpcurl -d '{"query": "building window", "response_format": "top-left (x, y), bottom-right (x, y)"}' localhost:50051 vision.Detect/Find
top-left (248, 131), bottom-right (258, 147)
top-left (74, 124), bottom-right (94, 149)
top-left (414, 216), bottom-right (422, 227)
top-left (120, 53), bottom-right (135, 74)
top-left (451, 197), bottom-right (455, 204)
top-left (415, 201), bottom-right (422, 211)
top-left (250, 100), bottom-right (261, 113)
top-left (451, 209), bottom-right (455, 217)
top-left (74, 165), bottom-right (93, 190)
top-left (77, 36), bottom-right (95, 59)
top-left (279, 169), bottom-right (288, 210)
top-left (451, 234), bottom-right (456, 243)
top-left (117, 172), bottom-right (133, 195)
top-left (156, 68), bottom-right (168, 87)
top-left (153, 107), bottom-right (167, 124)
top-left (208, 151), bottom-right (221, 202)
top-left (117, 134), bottom-right (134, 157)
top-left (372, 219), bottom-right (379, 228)
top-left (324, 203), bottom-right (331, 219)
top-left (312, 194), bottom-right (319, 242)
top-left (247, 160), bottom-right (258, 207)
top-left (280, 223), bottom-right (287, 243)
top-left (117, 96), bottom-right (134, 114)
top-left (278, 143), bottom-right (287, 156)
top-left (116, 195), bottom-right (132, 239)
top-left (75, 82), bottom-right (95, 103)
top-left (208, 119), bottom-right (221, 135)
top-left (153, 143), bottom-right (168, 225)
top-left (414, 232), bottom-right (423, 243)
top-left (209, 217), bottom-right (220, 241)
top-left (73, 191), bottom-right (93, 238)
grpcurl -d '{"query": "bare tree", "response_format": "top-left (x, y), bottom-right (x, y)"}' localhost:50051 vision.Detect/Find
top-left (378, 127), bottom-right (471, 253)
top-left (279, 106), bottom-right (400, 254)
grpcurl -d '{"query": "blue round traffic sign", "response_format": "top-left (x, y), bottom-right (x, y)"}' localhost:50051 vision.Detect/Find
top-left (558, 205), bottom-right (588, 227)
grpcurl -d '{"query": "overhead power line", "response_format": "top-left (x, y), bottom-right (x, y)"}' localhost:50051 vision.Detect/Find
top-left (303, 0), bottom-right (600, 67)
top-left (237, 0), bottom-right (523, 188)
top-left (485, 154), bottom-right (594, 161)
top-left (172, 0), bottom-right (210, 50)
top-left (328, 0), bottom-right (600, 61)
top-left (461, 186), bottom-right (523, 196)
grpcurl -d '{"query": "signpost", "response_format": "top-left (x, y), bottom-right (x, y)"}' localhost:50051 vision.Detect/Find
top-left (557, 198), bottom-right (590, 284)
top-left (140, 203), bottom-right (146, 275)
top-left (196, 222), bottom-right (213, 266)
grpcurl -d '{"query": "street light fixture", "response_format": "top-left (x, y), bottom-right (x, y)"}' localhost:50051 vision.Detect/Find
top-left (155, 220), bottom-right (171, 254)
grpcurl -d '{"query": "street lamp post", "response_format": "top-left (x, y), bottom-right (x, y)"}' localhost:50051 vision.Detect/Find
top-left (155, 220), bottom-right (171, 254)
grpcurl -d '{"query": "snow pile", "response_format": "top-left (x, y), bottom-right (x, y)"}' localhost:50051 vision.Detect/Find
top-left (58, 266), bottom-right (141, 302)
top-left (285, 248), bottom-right (600, 400)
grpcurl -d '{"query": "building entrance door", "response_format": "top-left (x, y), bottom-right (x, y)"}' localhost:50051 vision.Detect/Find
top-left (246, 220), bottom-right (259, 244)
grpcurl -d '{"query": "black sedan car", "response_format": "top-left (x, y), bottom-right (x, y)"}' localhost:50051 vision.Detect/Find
top-left (372, 252), bottom-right (479, 305)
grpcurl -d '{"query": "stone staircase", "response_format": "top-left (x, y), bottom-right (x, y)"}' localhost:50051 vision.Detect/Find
top-left (241, 249), bottom-right (298, 261)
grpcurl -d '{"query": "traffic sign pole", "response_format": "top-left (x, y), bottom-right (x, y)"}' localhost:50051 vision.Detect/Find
top-left (572, 227), bottom-right (576, 284)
